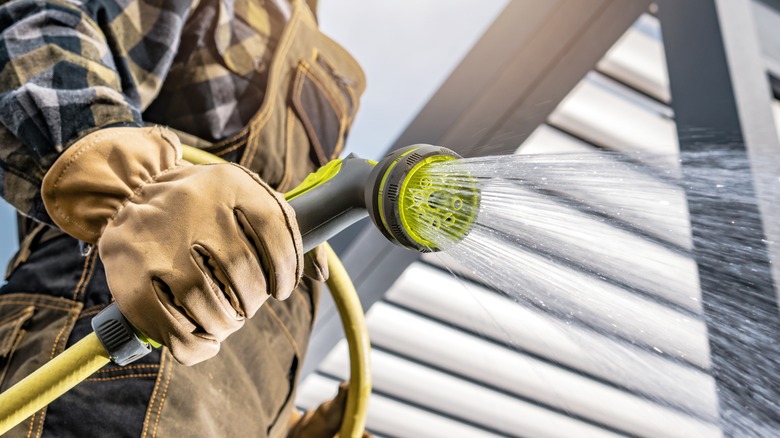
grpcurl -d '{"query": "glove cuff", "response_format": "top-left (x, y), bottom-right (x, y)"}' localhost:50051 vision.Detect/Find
top-left (42, 126), bottom-right (182, 243)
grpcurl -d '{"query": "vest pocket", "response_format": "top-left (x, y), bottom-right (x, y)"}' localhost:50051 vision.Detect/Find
top-left (290, 59), bottom-right (349, 167)
top-left (0, 305), bottom-right (34, 384)
top-left (0, 293), bottom-right (82, 437)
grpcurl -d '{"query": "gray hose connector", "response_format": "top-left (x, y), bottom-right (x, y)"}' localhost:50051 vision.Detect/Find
top-left (91, 303), bottom-right (152, 366)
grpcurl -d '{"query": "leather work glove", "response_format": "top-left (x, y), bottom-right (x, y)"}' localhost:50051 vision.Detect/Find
top-left (287, 382), bottom-right (372, 438)
top-left (41, 126), bottom-right (303, 365)
top-left (304, 244), bottom-right (329, 282)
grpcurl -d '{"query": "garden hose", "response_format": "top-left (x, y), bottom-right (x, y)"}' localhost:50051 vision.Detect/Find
top-left (0, 333), bottom-right (109, 434)
top-left (323, 244), bottom-right (371, 438)
top-left (0, 143), bottom-right (480, 437)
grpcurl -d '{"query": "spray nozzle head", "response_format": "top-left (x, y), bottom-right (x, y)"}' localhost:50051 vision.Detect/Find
top-left (367, 145), bottom-right (480, 253)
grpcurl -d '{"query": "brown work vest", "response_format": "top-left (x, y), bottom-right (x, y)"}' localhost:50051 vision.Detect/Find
top-left (179, 0), bottom-right (365, 193)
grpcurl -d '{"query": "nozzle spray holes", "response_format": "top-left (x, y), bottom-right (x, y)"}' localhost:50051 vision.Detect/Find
top-left (427, 191), bottom-right (449, 210)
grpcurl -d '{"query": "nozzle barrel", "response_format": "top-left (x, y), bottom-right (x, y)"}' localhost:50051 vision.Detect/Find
top-left (287, 156), bottom-right (374, 253)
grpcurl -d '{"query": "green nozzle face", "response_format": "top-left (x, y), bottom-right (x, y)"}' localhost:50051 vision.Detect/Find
top-left (367, 145), bottom-right (480, 252)
top-left (399, 155), bottom-right (479, 250)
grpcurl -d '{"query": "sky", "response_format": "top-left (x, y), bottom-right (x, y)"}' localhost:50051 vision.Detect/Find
top-left (319, 0), bottom-right (507, 159)
top-left (0, 0), bottom-right (507, 269)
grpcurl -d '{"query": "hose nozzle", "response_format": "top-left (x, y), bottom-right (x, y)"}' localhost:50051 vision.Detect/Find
top-left (366, 145), bottom-right (480, 252)
top-left (288, 144), bottom-right (479, 253)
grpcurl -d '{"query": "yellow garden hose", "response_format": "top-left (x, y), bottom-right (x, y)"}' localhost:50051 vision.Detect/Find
top-left (181, 145), bottom-right (228, 165)
top-left (324, 244), bottom-right (371, 438)
top-left (0, 333), bottom-right (110, 434)
top-left (0, 146), bottom-right (372, 437)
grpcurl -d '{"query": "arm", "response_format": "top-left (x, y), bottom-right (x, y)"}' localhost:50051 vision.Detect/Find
top-left (0, 0), bottom-right (303, 365)
top-left (0, 0), bottom-right (186, 222)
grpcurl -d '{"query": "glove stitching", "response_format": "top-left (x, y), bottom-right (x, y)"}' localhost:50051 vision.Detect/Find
top-left (47, 130), bottom-right (115, 235)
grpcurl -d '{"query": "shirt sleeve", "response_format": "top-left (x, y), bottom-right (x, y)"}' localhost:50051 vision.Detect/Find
top-left (0, 0), bottom-right (143, 223)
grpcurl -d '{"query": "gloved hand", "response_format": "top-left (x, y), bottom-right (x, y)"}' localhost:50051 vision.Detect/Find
top-left (304, 244), bottom-right (329, 282)
top-left (287, 382), bottom-right (372, 438)
top-left (41, 126), bottom-right (303, 365)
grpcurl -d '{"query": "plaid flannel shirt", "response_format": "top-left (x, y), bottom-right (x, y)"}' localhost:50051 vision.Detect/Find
top-left (0, 0), bottom-right (293, 223)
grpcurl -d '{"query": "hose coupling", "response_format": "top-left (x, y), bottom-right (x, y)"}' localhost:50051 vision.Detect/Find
top-left (91, 303), bottom-right (153, 366)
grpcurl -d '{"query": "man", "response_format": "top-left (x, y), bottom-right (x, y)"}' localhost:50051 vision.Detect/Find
top-left (0, 0), bottom-right (365, 436)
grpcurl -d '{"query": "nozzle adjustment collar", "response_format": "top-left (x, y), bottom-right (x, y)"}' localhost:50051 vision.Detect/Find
top-left (367, 145), bottom-right (462, 252)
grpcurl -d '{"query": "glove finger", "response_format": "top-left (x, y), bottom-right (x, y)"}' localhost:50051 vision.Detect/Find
top-left (234, 182), bottom-right (302, 300)
top-left (310, 381), bottom-right (350, 432)
top-left (148, 277), bottom-right (222, 365)
top-left (200, 214), bottom-right (272, 319)
top-left (155, 245), bottom-right (247, 343)
top-left (288, 381), bottom-right (351, 438)
top-left (100, 236), bottom-right (222, 365)
top-left (303, 244), bottom-right (329, 281)
top-left (109, 274), bottom-right (222, 366)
